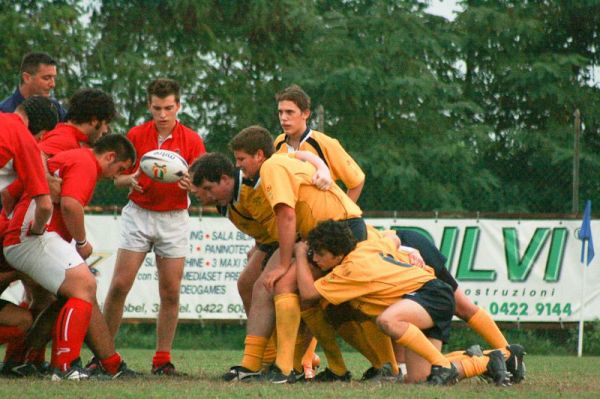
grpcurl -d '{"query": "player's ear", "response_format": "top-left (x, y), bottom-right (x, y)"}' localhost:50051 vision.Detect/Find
top-left (256, 149), bottom-right (265, 161)
top-left (302, 109), bottom-right (311, 120)
top-left (22, 71), bottom-right (32, 84)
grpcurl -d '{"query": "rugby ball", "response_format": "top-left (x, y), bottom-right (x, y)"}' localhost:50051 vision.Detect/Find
top-left (139, 149), bottom-right (188, 183)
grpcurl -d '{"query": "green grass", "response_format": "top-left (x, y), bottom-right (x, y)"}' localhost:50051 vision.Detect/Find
top-left (1, 349), bottom-right (599, 398)
top-left (114, 321), bottom-right (600, 356)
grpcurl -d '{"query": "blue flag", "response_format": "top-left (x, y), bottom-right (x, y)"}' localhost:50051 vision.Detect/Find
top-left (578, 200), bottom-right (595, 266)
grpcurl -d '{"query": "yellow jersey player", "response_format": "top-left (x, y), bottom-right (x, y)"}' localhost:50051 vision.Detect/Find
top-left (274, 84), bottom-right (364, 202)
top-left (190, 125), bottom-right (367, 383)
top-left (297, 220), bottom-right (519, 386)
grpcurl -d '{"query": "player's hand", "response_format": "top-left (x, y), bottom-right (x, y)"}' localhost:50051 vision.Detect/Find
top-left (130, 169), bottom-right (143, 193)
top-left (48, 175), bottom-right (63, 203)
top-left (1, 189), bottom-right (16, 214)
top-left (247, 245), bottom-right (257, 260)
top-left (408, 249), bottom-right (425, 268)
top-left (178, 172), bottom-right (192, 191)
top-left (76, 241), bottom-right (93, 260)
top-left (312, 168), bottom-right (332, 191)
top-left (263, 266), bottom-right (287, 292)
top-left (294, 241), bottom-right (309, 257)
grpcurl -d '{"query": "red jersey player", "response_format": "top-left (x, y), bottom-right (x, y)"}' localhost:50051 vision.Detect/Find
top-left (3, 135), bottom-right (136, 380)
top-left (103, 78), bottom-right (206, 375)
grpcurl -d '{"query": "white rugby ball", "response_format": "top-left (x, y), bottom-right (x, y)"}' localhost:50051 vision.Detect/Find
top-left (139, 149), bottom-right (188, 183)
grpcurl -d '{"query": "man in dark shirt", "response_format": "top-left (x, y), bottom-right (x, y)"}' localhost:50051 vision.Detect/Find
top-left (0, 52), bottom-right (66, 120)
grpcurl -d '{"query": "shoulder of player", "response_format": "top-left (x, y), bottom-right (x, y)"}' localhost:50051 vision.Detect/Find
top-left (261, 154), bottom-right (305, 172)
top-left (176, 122), bottom-right (201, 137)
top-left (126, 120), bottom-right (153, 137)
top-left (308, 130), bottom-right (338, 143)
top-left (273, 133), bottom-right (286, 145)
top-left (49, 147), bottom-right (93, 164)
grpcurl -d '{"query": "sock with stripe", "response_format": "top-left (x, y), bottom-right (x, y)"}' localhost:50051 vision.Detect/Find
top-left (51, 297), bottom-right (92, 371)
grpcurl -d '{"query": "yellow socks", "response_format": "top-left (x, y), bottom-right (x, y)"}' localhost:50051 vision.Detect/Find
top-left (262, 332), bottom-right (277, 368)
top-left (274, 293), bottom-right (301, 375)
top-left (468, 307), bottom-right (509, 350)
top-left (337, 321), bottom-right (381, 368)
top-left (457, 353), bottom-right (490, 378)
top-left (361, 320), bottom-right (400, 375)
top-left (301, 306), bottom-right (348, 376)
top-left (241, 335), bottom-right (268, 372)
top-left (395, 324), bottom-right (451, 368)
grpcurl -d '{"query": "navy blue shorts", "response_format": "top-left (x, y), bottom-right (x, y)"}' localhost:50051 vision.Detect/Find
top-left (403, 279), bottom-right (455, 343)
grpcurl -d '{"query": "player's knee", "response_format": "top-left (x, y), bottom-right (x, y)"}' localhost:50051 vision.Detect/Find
top-left (376, 312), bottom-right (405, 338)
top-left (67, 273), bottom-right (96, 302)
top-left (110, 275), bottom-right (135, 297)
top-left (454, 295), bottom-right (479, 321)
top-left (15, 309), bottom-right (33, 332)
top-left (82, 273), bottom-right (97, 297)
top-left (251, 276), bottom-right (268, 297)
top-left (158, 286), bottom-right (180, 307)
top-left (376, 313), bottom-right (393, 335)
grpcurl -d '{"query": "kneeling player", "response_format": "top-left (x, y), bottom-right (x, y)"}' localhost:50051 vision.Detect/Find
top-left (297, 220), bottom-right (512, 385)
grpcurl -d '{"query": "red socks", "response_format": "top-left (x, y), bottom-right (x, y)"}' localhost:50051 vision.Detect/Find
top-left (100, 352), bottom-right (123, 375)
top-left (0, 326), bottom-right (25, 345)
top-left (26, 347), bottom-right (47, 364)
top-left (153, 351), bottom-right (171, 368)
top-left (51, 298), bottom-right (92, 371)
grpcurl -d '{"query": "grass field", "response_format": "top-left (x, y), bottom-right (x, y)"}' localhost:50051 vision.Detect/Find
top-left (1, 348), bottom-right (599, 398)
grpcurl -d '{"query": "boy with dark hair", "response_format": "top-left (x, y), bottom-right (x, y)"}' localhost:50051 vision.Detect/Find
top-left (3, 134), bottom-right (137, 380)
top-left (191, 125), bottom-right (367, 382)
top-left (297, 220), bottom-right (513, 386)
top-left (42, 88), bottom-right (116, 155)
top-left (103, 78), bottom-right (205, 375)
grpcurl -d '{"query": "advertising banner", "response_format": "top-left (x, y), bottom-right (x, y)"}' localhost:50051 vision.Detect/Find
top-left (2, 215), bottom-right (599, 322)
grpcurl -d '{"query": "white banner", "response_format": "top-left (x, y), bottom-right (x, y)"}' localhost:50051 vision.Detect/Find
top-left (3, 216), bottom-right (599, 322)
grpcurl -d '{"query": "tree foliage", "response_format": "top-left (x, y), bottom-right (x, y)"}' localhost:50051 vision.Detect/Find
top-left (1, 0), bottom-right (599, 213)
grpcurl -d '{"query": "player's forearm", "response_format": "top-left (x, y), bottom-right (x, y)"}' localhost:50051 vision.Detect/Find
top-left (295, 247), bottom-right (321, 303)
top-left (275, 204), bottom-right (296, 270)
top-left (61, 197), bottom-right (86, 242)
top-left (31, 195), bottom-right (52, 233)
top-left (346, 179), bottom-right (364, 203)
top-left (113, 173), bottom-right (136, 188)
top-left (295, 151), bottom-right (326, 169)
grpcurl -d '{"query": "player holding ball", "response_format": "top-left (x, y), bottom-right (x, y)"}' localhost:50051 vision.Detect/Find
top-left (102, 78), bottom-right (205, 375)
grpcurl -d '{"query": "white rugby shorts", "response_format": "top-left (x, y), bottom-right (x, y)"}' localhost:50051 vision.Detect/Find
top-left (4, 232), bottom-right (85, 295)
top-left (118, 201), bottom-right (189, 258)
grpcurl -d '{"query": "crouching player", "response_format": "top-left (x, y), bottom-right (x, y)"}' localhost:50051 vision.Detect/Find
top-left (3, 135), bottom-right (137, 380)
top-left (297, 220), bottom-right (514, 385)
